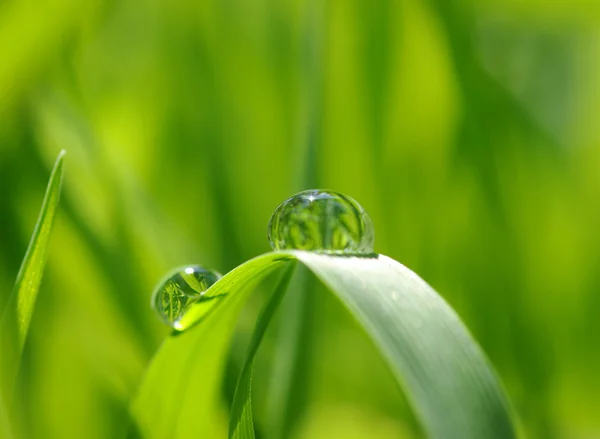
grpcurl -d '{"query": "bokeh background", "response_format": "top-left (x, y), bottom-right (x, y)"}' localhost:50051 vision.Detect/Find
top-left (1, 0), bottom-right (599, 438)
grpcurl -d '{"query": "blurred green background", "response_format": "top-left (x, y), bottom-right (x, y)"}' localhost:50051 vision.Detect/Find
top-left (1, 0), bottom-right (599, 438)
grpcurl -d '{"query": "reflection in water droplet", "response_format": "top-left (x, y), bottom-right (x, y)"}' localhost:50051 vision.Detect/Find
top-left (151, 265), bottom-right (222, 329)
top-left (267, 190), bottom-right (374, 254)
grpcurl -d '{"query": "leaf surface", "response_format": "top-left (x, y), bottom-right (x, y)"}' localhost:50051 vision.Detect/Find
top-left (0, 150), bottom-right (65, 400)
top-left (132, 251), bottom-right (518, 439)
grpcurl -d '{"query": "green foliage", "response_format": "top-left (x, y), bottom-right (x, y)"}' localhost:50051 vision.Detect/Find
top-left (229, 262), bottom-right (296, 439)
top-left (0, 0), bottom-right (598, 438)
top-left (0, 150), bottom-right (65, 402)
top-left (134, 252), bottom-right (517, 439)
top-left (0, 392), bottom-right (14, 439)
top-left (131, 255), bottom-right (292, 438)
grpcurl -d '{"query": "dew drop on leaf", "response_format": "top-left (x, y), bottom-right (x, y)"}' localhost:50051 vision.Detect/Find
top-left (267, 190), bottom-right (374, 254)
top-left (151, 265), bottom-right (222, 329)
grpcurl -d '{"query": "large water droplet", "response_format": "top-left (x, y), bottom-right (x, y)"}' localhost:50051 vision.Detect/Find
top-left (151, 265), bottom-right (222, 329)
top-left (267, 190), bottom-right (374, 254)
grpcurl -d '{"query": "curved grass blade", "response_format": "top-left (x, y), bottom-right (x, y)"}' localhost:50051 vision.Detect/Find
top-left (0, 150), bottom-right (65, 401)
top-left (291, 251), bottom-right (518, 439)
top-left (133, 251), bottom-right (518, 439)
top-left (130, 255), bottom-right (295, 439)
top-left (228, 262), bottom-right (296, 439)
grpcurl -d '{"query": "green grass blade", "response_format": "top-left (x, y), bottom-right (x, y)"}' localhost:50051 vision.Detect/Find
top-left (291, 251), bottom-right (518, 439)
top-left (0, 149), bottom-right (65, 400)
top-left (131, 255), bottom-right (294, 439)
top-left (264, 266), bottom-right (314, 439)
top-left (228, 262), bottom-right (296, 439)
top-left (133, 251), bottom-right (518, 439)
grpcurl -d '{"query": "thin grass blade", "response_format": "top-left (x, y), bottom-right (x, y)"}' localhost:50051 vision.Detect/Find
top-left (0, 150), bottom-right (66, 400)
top-left (131, 255), bottom-right (295, 439)
top-left (228, 262), bottom-right (296, 439)
top-left (264, 265), bottom-right (314, 439)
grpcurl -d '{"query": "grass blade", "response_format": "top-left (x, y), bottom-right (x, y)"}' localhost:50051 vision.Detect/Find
top-left (228, 262), bottom-right (296, 439)
top-left (131, 255), bottom-right (294, 439)
top-left (133, 251), bottom-right (518, 439)
top-left (0, 150), bottom-right (66, 400)
top-left (264, 266), bottom-right (314, 439)
top-left (292, 251), bottom-right (518, 439)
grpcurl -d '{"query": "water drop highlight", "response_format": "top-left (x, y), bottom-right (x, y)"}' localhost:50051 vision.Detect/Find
top-left (151, 265), bottom-right (222, 329)
top-left (267, 190), bottom-right (374, 254)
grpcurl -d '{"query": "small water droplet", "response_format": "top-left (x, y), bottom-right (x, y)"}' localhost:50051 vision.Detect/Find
top-left (151, 265), bottom-right (222, 329)
top-left (267, 190), bottom-right (374, 254)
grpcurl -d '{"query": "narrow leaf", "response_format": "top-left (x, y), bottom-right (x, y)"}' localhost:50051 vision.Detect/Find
top-left (228, 262), bottom-right (296, 439)
top-left (0, 150), bottom-right (66, 400)
top-left (291, 251), bottom-right (518, 439)
top-left (264, 266), bottom-right (314, 439)
top-left (131, 255), bottom-right (294, 439)
top-left (132, 251), bottom-right (518, 439)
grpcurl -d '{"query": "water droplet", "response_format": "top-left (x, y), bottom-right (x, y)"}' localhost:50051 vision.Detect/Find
top-left (151, 265), bottom-right (222, 329)
top-left (267, 190), bottom-right (374, 254)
